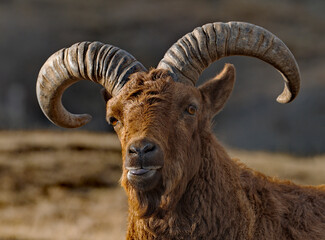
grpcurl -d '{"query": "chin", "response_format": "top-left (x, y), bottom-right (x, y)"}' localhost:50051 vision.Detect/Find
top-left (127, 168), bottom-right (162, 192)
top-left (125, 171), bottom-right (165, 218)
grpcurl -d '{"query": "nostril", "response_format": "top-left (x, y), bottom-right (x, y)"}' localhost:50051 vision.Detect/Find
top-left (143, 143), bottom-right (155, 153)
top-left (128, 145), bottom-right (138, 154)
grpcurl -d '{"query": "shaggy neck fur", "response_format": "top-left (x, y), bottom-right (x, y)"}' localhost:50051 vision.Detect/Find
top-left (126, 133), bottom-right (253, 239)
top-left (125, 133), bottom-right (325, 240)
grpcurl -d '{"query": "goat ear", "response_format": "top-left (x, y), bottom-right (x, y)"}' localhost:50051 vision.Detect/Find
top-left (100, 88), bottom-right (112, 103)
top-left (199, 64), bottom-right (235, 116)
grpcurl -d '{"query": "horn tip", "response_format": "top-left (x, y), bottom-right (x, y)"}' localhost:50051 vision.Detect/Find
top-left (276, 79), bottom-right (300, 104)
top-left (276, 95), bottom-right (291, 104)
top-left (276, 87), bottom-right (293, 104)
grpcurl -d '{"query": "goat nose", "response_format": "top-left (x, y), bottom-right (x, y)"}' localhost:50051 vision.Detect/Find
top-left (128, 140), bottom-right (156, 156)
top-left (125, 138), bottom-right (164, 172)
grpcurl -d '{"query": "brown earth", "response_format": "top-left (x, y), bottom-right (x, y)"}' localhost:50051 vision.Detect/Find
top-left (0, 131), bottom-right (324, 239)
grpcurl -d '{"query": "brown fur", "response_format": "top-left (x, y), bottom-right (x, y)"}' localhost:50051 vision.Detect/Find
top-left (105, 64), bottom-right (325, 239)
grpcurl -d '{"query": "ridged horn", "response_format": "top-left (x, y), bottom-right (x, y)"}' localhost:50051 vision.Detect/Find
top-left (36, 41), bottom-right (147, 128)
top-left (157, 22), bottom-right (300, 103)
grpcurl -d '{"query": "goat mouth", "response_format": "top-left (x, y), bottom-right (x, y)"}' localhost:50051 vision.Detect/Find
top-left (126, 167), bottom-right (162, 191)
top-left (129, 168), bottom-right (153, 175)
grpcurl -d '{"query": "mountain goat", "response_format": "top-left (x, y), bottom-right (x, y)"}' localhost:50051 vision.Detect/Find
top-left (36, 22), bottom-right (325, 239)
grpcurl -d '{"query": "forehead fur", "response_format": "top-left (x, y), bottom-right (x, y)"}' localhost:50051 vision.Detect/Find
top-left (121, 68), bottom-right (174, 95)
top-left (107, 68), bottom-right (202, 120)
top-left (106, 69), bottom-right (177, 118)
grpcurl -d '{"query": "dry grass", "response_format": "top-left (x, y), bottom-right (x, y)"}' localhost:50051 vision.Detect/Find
top-left (229, 149), bottom-right (325, 186)
top-left (0, 188), bottom-right (127, 240)
top-left (0, 131), bottom-right (324, 239)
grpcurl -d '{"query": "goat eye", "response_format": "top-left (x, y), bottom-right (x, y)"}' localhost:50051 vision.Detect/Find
top-left (108, 116), bottom-right (118, 126)
top-left (186, 105), bottom-right (197, 115)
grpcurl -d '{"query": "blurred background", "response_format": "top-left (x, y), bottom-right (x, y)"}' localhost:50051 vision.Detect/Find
top-left (0, 0), bottom-right (324, 239)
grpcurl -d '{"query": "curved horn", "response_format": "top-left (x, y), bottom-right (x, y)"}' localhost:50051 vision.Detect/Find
top-left (36, 41), bottom-right (147, 128)
top-left (157, 22), bottom-right (300, 103)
